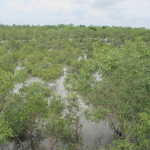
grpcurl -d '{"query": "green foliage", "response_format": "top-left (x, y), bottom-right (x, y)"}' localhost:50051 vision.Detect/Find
top-left (46, 99), bottom-right (69, 138)
top-left (0, 117), bottom-right (12, 144)
top-left (4, 83), bottom-right (49, 138)
top-left (0, 69), bottom-right (13, 94)
top-left (41, 65), bottom-right (63, 81)
top-left (0, 60), bottom-right (15, 73)
top-left (0, 69), bottom-right (14, 111)
top-left (108, 139), bottom-right (135, 150)
top-left (66, 38), bottom-right (150, 149)
top-left (0, 25), bottom-right (149, 149)
top-left (14, 69), bottom-right (29, 83)
top-left (26, 52), bottom-right (44, 64)
top-left (85, 108), bottom-right (110, 122)
top-left (20, 82), bottom-right (50, 98)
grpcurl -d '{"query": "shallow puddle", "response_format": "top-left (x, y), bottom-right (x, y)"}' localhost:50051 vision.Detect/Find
top-left (13, 77), bottom-right (45, 94)
top-left (13, 83), bottom-right (23, 94)
top-left (77, 54), bottom-right (87, 61)
top-left (92, 72), bottom-right (102, 82)
top-left (26, 77), bottom-right (44, 85)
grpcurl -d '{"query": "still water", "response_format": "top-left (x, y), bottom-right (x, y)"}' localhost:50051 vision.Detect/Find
top-left (40, 66), bottom-right (113, 150)
top-left (2, 66), bottom-right (113, 150)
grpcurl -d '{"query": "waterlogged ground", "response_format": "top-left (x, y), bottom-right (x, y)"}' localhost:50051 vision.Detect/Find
top-left (0, 26), bottom-right (149, 150)
top-left (55, 67), bottom-right (113, 150)
top-left (5, 65), bottom-right (114, 150)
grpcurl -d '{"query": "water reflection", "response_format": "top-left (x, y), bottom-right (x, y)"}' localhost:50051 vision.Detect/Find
top-left (92, 72), bottom-right (102, 82)
top-left (13, 77), bottom-right (45, 94)
top-left (8, 66), bottom-right (113, 150)
top-left (13, 83), bottom-right (23, 94)
top-left (51, 66), bottom-right (113, 149)
top-left (77, 54), bottom-right (87, 61)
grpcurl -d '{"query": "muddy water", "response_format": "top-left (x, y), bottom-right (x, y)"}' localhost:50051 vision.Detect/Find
top-left (77, 53), bottom-right (87, 61)
top-left (47, 66), bottom-right (114, 150)
top-left (15, 66), bottom-right (24, 72)
top-left (9, 66), bottom-right (113, 150)
top-left (78, 96), bottom-right (113, 150)
top-left (92, 72), bottom-right (102, 82)
top-left (13, 77), bottom-right (45, 94)
top-left (26, 77), bottom-right (44, 85)
top-left (13, 83), bottom-right (23, 94)
top-left (56, 67), bottom-right (69, 98)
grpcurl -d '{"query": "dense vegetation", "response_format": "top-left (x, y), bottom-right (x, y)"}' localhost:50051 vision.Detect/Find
top-left (0, 24), bottom-right (150, 150)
